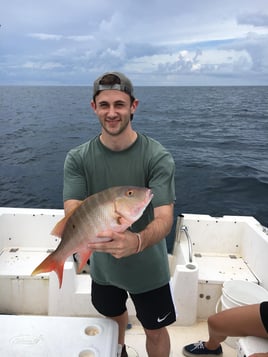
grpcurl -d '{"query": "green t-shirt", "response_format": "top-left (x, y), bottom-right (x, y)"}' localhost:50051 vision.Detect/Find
top-left (63, 133), bottom-right (176, 293)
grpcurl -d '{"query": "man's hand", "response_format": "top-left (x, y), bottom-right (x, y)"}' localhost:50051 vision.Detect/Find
top-left (87, 230), bottom-right (140, 258)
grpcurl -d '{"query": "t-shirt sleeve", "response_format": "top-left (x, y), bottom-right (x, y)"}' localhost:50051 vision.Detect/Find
top-left (63, 150), bottom-right (88, 201)
top-left (148, 148), bottom-right (176, 208)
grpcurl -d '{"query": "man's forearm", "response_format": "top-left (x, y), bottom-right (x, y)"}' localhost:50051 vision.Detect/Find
top-left (138, 204), bottom-right (174, 251)
top-left (64, 199), bottom-right (82, 216)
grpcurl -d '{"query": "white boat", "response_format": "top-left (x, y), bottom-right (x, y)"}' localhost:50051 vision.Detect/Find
top-left (1, 207), bottom-right (268, 356)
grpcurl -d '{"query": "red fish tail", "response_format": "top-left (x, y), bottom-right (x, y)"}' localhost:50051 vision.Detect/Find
top-left (31, 253), bottom-right (64, 288)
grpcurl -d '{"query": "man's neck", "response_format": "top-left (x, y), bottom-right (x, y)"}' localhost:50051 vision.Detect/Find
top-left (100, 129), bottom-right (138, 151)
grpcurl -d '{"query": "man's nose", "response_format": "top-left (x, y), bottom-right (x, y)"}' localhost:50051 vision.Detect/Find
top-left (107, 106), bottom-right (117, 117)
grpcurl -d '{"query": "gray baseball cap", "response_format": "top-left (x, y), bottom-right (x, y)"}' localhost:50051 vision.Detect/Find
top-left (93, 72), bottom-right (134, 97)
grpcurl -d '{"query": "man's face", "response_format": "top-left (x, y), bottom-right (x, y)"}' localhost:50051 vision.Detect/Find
top-left (91, 90), bottom-right (138, 136)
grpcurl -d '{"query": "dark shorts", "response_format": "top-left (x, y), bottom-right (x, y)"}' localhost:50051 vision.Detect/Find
top-left (91, 280), bottom-right (176, 330)
top-left (260, 301), bottom-right (268, 333)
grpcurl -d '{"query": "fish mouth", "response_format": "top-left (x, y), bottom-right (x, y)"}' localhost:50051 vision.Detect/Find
top-left (137, 188), bottom-right (153, 210)
top-left (147, 189), bottom-right (154, 203)
top-left (142, 188), bottom-right (153, 207)
top-left (114, 188), bottom-right (154, 226)
top-left (114, 188), bottom-right (153, 224)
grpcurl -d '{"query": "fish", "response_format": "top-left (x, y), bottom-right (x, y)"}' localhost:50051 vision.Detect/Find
top-left (31, 186), bottom-right (153, 288)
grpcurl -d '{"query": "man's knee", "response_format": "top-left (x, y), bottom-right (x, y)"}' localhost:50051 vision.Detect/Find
top-left (144, 327), bottom-right (167, 344)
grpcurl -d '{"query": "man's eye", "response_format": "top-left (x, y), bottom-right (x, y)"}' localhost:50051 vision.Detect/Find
top-left (99, 103), bottom-right (108, 108)
top-left (116, 102), bottom-right (126, 108)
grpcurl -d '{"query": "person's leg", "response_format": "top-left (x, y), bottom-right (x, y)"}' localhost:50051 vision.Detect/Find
top-left (91, 280), bottom-right (129, 348)
top-left (183, 303), bottom-right (268, 356)
top-left (206, 303), bottom-right (268, 350)
top-left (144, 326), bottom-right (170, 357)
top-left (130, 283), bottom-right (176, 357)
top-left (109, 310), bottom-right (129, 346)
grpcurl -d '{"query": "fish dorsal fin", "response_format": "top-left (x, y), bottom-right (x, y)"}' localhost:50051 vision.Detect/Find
top-left (51, 203), bottom-right (83, 238)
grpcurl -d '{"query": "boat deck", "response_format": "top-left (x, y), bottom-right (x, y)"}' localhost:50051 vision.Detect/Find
top-left (125, 322), bottom-right (237, 357)
top-left (196, 253), bottom-right (258, 283)
top-left (1, 209), bottom-right (268, 356)
top-left (0, 247), bottom-right (49, 277)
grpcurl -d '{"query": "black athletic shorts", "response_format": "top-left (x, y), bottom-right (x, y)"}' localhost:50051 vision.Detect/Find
top-left (91, 280), bottom-right (176, 330)
top-left (260, 301), bottom-right (268, 333)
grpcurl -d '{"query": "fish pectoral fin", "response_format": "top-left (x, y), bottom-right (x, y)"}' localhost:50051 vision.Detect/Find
top-left (114, 201), bottom-right (130, 226)
top-left (117, 215), bottom-right (132, 227)
top-left (76, 250), bottom-right (92, 273)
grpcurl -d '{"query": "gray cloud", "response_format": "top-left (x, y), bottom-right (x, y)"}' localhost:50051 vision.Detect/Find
top-left (0, 0), bottom-right (268, 85)
top-left (237, 13), bottom-right (268, 27)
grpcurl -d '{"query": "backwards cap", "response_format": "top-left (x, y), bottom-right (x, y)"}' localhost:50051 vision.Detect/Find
top-left (93, 72), bottom-right (134, 98)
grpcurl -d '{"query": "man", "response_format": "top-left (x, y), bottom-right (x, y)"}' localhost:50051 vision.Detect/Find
top-left (63, 72), bottom-right (176, 357)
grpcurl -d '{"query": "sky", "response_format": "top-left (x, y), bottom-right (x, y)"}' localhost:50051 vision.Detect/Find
top-left (1, 0), bottom-right (268, 86)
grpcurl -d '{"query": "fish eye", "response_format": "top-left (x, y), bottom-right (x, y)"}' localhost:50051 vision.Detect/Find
top-left (126, 190), bottom-right (134, 197)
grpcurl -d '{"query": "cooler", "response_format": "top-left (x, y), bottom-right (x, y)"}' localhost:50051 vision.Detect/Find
top-left (0, 315), bottom-right (118, 357)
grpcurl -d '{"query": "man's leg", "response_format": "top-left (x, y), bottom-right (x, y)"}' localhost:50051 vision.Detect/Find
top-left (144, 326), bottom-right (170, 357)
top-left (91, 281), bottom-right (129, 349)
top-left (110, 310), bottom-right (129, 346)
top-left (130, 283), bottom-right (176, 357)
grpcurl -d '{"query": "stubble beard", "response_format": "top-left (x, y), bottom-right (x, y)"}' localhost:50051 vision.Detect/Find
top-left (102, 117), bottom-right (130, 137)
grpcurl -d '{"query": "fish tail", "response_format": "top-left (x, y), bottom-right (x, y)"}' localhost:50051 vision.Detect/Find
top-left (31, 253), bottom-right (64, 288)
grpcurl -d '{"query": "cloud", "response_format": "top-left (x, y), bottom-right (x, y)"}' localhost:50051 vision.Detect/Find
top-left (1, 0), bottom-right (268, 85)
top-left (29, 33), bottom-right (63, 41)
top-left (29, 33), bottom-right (94, 42)
top-left (237, 12), bottom-right (268, 27)
top-left (220, 32), bottom-right (268, 72)
top-left (22, 61), bottom-right (64, 70)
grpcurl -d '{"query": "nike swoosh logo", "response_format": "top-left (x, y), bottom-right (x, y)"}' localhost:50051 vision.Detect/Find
top-left (157, 312), bottom-right (171, 323)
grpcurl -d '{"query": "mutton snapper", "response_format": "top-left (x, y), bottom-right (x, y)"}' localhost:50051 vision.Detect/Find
top-left (31, 186), bottom-right (153, 288)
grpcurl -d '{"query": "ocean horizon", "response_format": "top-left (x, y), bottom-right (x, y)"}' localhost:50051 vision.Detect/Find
top-left (1, 85), bottom-right (268, 248)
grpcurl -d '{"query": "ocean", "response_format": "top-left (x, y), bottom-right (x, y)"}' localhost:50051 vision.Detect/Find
top-left (1, 86), bottom-right (268, 249)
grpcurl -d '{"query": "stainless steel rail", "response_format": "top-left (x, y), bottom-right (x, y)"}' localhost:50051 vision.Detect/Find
top-left (180, 225), bottom-right (193, 263)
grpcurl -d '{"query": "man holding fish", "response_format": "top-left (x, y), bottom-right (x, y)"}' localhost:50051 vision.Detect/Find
top-left (62, 72), bottom-right (176, 356)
